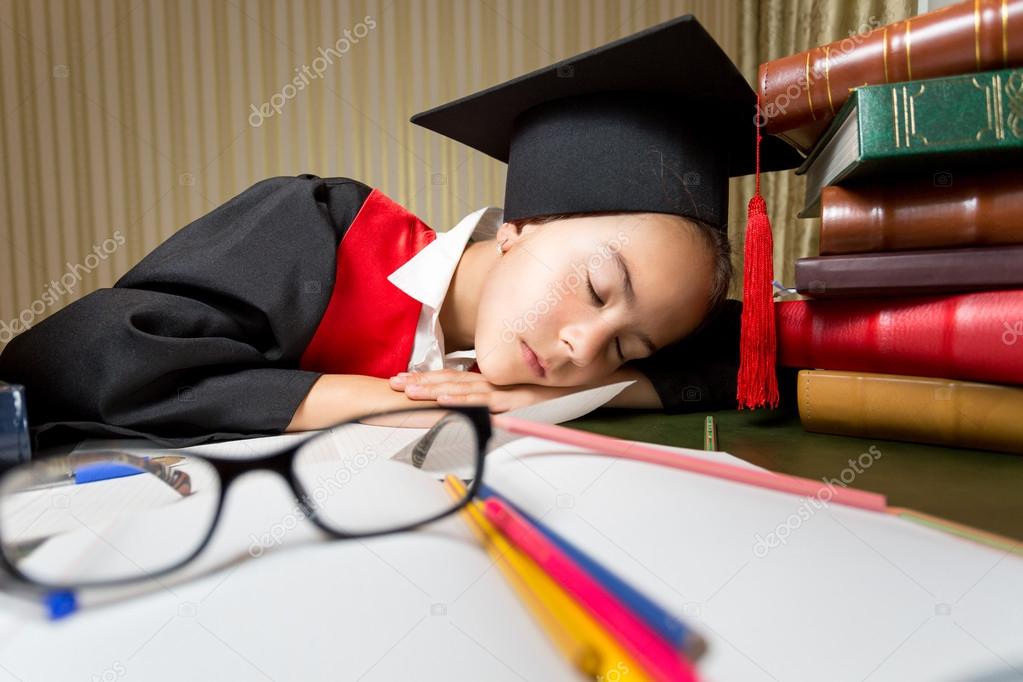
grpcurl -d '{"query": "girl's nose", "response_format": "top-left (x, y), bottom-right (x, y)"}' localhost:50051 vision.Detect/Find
top-left (560, 320), bottom-right (611, 367)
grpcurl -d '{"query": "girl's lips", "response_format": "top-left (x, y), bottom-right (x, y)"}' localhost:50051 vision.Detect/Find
top-left (520, 339), bottom-right (546, 378)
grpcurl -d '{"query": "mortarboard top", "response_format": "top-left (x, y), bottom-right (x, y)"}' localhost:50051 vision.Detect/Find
top-left (411, 14), bottom-right (802, 411)
top-left (409, 14), bottom-right (803, 228)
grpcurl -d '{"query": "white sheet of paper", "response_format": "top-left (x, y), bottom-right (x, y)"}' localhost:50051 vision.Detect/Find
top-left (388, 380), bottom-right (636, 468)
top-left (480, 436), bottom-right (1023, 681)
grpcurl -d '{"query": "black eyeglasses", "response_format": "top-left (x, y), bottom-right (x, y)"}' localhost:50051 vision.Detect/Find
top-left (0, 406), bottom-right (491, 589)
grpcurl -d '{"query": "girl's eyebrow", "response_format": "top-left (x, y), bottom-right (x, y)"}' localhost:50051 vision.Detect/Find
top-left (610, 249), bottom-right (658, 355)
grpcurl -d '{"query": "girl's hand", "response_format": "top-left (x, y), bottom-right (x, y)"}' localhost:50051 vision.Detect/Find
top-left (388, 369), bottom-right (576, 413)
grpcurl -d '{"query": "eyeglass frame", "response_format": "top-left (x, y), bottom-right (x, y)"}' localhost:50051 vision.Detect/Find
top-left (0, 404), bottom-right (492, 591)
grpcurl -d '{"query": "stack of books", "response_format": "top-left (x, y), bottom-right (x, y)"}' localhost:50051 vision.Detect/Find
top-left (758, 0), bottom-right (1023, 454)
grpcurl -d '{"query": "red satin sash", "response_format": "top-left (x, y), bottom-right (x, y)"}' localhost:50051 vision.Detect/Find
top-left (299, 188), bottom-right (437, 377)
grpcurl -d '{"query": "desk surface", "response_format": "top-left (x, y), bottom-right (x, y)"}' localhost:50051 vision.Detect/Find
top-left (568, 407), bottom-right (1023, 542)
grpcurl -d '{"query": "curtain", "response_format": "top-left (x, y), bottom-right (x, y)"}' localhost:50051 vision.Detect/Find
top-left (0, 0), bottom-right (917, 334)
top-left (0, 0), bottom-right (743, 340)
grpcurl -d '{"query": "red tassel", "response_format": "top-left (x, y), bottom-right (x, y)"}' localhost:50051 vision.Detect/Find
top-left (737, 93), bottom-right (779, 410)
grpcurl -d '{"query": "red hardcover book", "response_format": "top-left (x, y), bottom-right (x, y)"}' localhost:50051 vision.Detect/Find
top-left (777, 290), bottom-right (1023, 385)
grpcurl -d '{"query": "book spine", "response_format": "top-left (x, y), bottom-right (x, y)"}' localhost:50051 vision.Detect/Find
top-left (759, 0), bottom-right (1023, 136)
top-left (776, 290), bottom-right (1023, 385)
top-left (797, 370), bottom-right (1023, 454)
top-left (795, 245), bottom-right (1023, 297)
top-left (819, 172), bottom-right (1023, 254)
top-left (856, 67), bottom-right (1023, 160)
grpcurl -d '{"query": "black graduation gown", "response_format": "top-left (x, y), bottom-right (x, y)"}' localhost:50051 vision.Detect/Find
top-left (0, 173), bottom-right (790, 450)
top-left (0, 174), bottom-right (372, 448)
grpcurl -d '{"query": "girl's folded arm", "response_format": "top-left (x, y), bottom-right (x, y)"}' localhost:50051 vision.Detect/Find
top-left (286, 374), bottom-right (440, 432)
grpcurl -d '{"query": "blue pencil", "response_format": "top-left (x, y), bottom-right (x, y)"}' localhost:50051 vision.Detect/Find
top-left (477, 482), bottom-right (706, 660)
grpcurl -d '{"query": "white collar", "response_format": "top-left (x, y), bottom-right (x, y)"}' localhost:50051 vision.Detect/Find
top-left (386, 206), bottom-right (504, 308)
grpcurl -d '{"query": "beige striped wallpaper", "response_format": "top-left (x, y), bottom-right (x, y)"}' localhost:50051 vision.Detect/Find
top-left (0, 0), bottom-right (742, 344)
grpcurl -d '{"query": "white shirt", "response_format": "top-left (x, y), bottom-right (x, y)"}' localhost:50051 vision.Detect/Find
top-left (386, 206), bottom-right (504, 373)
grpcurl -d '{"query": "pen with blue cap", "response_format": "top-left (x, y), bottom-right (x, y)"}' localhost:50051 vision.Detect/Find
top-left (23, 453), bottom-right (190, 494)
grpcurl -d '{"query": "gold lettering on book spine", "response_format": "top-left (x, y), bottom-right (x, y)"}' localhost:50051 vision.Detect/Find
top-left (1004, 0), bottom-right (1010, 66)
top-left (903, 86), bottom-right (911, 146)
top-left (824, 46), bottom-right (835, 115)
top-left (1006, 71), bottom-right (1022, 137)
top-left (806, 52), bottom-right (817, 120)
top-left (906, 20), bottom-right (913, 80)
top-left (892, 88), bottom-right (900, 147)
top-left (973, 73), bottom-right (1011, 141)
top-left (996, 74), bottom-right (1006, 139)
top-left (976, 0), bottom-right (982, 69)
top-left (892, 84), bottom-right (929, 147)
top-left (909, 87), bottom-right (918, 142)
top-left (893, 72), bottom-right (1022, 149)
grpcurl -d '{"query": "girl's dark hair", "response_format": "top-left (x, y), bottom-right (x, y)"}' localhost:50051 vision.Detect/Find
top-left (506, 211), bottom-right (733, 316)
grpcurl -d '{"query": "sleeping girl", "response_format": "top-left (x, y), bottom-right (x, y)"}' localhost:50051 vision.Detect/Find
top-left (0, 15), bottom-right (799, 447)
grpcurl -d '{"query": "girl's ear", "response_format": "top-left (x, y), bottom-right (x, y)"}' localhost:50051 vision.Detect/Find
top-left (495, 220), bottom-right (537, 246)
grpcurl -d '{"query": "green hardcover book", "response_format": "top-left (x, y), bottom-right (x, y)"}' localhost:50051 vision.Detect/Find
top-left (797, 67), bottom-right (1023, 218)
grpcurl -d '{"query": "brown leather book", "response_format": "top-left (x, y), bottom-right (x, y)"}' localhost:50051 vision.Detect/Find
top-left (795, 244), bottom-right (1023, 297)
top-left (798, 370), bottom-right (1023, 454)
top-left (759, 0), bottom-right (1023, 151)
top-left (819, 172), bottom-right (1023, 254)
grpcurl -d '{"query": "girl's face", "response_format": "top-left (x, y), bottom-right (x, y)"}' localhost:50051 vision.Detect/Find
top-left (474, 212), bottom-right (716, 387)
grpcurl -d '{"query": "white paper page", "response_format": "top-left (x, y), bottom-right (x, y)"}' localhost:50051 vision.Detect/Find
top-left (487, 380), bottom-right (635, 450)
top-left (0, 470), bottom-right (577, 682)
top-left (480, 435), bottom-right (1023, 682)
top-left (2, 473), bottom-right (182, 546)
top-left (388, 380), bottom-right (636, 469)
top-left (14, 423), bottom-right (471, 586)
top-left (17, 490), bottom-right (218, 585)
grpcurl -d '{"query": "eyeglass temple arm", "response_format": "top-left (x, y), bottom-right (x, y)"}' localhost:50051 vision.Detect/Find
top-left (410, 414), bottom-right (462, 469)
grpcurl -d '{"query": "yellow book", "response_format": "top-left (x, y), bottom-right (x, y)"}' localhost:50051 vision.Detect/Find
top-left (798, 370), bottom-right (1023, 455)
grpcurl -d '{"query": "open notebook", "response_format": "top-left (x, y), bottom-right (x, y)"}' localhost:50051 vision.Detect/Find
top-left (0, 381), bottom-right (1020, 681)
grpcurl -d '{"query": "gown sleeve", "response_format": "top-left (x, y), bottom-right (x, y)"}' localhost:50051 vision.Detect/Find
top-left (627, 299), bottom-right (798, 414)
top-left (0, 174), bottom-right (373, 448)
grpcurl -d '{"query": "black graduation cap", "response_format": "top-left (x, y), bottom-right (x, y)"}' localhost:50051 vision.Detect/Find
top-left (409, 14), bottom-right (803, 229)
top-left (410, 14), bottom-right (804, 410)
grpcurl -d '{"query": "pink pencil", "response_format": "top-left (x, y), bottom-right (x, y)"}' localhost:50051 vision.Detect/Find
top-left (491, 414), bottom-right (887, 512)
top-left (483, 498), bottom-right (700, 682)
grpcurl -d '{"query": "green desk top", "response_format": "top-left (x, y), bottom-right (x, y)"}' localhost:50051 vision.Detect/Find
top-left (567, 407), bottom-right (1023, 542)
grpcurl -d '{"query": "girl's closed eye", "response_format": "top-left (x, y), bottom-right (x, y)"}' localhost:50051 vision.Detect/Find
top-left (586, 272), bottom-right (626, 361)
top-left (586, 272), bottom-right (603, 306)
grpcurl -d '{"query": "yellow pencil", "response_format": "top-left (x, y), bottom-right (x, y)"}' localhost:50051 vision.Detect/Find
top-left (444, 476), bottom-right (650, 681)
